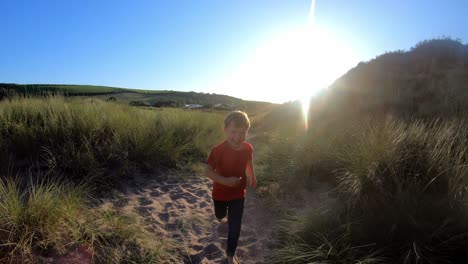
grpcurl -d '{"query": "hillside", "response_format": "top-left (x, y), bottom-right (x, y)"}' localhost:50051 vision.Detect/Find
top-left (319, 38), bottom-right (468, 119)
top-left (0, 83), bottom-right (274, 112)
top-left (253, 38), bottom-right (468, 264)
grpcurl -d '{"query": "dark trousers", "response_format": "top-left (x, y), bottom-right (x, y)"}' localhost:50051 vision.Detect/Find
top-left (213, 198), bottom-right (245, 257)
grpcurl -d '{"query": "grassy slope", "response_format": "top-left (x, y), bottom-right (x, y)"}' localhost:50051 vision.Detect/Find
top-left (0, 83), bottom-right (163, 94)
top-left (0, 83), bottom-right (275, 113)
top-left (325, 38), bottom-right (468, 119)
top-left (255, 39), bottom-right (468, 263)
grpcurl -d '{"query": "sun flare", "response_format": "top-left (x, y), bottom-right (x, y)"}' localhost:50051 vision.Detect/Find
top-left (301, 96), bottom-right (311, 130)
top-left (213, 0), bottom-right (357, 129)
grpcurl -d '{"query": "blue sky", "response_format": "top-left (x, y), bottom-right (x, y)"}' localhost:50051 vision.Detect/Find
top-left (1, 0), bottom-right (467, 102)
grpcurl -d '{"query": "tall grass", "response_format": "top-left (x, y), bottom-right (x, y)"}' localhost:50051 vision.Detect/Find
top-left (0, 176), bottom-right (180, 263)
top-left (0, 177), bottom-right (84, 258)
top-left (0, 96), bottom-right (220, 262)
top-left (0, 96), bottom-right (224, 183)
top-left (259, 110), bottom-right (468, 263)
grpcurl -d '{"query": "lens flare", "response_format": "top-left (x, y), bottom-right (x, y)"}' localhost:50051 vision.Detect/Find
top-left (301, 0), bottom-right (315, 131)
top-left (301, 95), bottom-right (310, 130)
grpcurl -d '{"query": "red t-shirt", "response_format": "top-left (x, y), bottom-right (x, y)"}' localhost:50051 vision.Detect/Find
top-left (206, 141), bottom-right (253, 201)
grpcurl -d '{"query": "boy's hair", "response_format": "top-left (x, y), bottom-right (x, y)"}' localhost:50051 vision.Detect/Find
top-left (224, 111), bottom-right (250, 129)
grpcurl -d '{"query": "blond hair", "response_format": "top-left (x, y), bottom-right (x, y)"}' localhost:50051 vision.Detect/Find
top-left (224, 111), bottom-right (250, 129)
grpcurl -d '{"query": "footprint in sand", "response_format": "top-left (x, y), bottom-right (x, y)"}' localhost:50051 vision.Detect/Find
top-left (150, 190), bottom-right (161, 197)
top-left (195, 189), bottom-right (207, 198)
top-left (188, 223), bottom-right (203, 236)
top-left (185, 254), bottom-right (201, 264)
top-left (158, 212), bottom-right (170, 222)
top-left (181, 183), bottom-right (192, 189)
top-left (170, 192), bottom-right (184, 200)
top-left (138, 197), bottom-right (153, 206)
top-left (136, 206), bottom-right (153, 217)
top-left (165, 203), bottom-right (175, 210)
top-left (202, 243), bottom-right (224, 260)
top-left (192, 244), bottom-right (204, 251)
top-left (169, 211), bottom-right (178, 218)
top-left (198, 237), bottom-right (214, 244)
top-left (184, 194), bottom-right (198, 204)
top-left (160, 185), bottom-right (170, 193)
top-left (171, 233), bottom-right (182, 239)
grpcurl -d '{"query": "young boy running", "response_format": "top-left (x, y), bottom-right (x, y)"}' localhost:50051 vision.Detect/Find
top-left (205, 111), bottom-right (257, 264)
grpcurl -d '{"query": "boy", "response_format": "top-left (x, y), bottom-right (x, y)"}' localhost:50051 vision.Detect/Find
top-left (205, 110), bottom-right (257, 264)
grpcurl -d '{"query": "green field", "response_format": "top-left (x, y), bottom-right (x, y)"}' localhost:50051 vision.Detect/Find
top-left (0, 83), bottom-right (162, 94)
top-left (0, 83), bottom-right (275, 114)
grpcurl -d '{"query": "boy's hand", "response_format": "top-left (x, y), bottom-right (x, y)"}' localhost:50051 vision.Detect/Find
top-left (223, 177), bottom-right (241, 187)
top-left (249, 176), bottom-right (257, 188)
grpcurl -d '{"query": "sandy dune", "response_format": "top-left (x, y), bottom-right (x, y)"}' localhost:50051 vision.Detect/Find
top-left (109, 172), bottom-right (275, 264)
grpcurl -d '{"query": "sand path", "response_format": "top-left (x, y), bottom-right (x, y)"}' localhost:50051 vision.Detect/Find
top-left (109, 172), bottom-right (275, 264)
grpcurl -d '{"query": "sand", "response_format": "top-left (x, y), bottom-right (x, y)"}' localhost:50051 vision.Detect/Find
top-left (33, 168), bottom-right (331, 264)
top-left (109, 171), bottom-right (275, 264)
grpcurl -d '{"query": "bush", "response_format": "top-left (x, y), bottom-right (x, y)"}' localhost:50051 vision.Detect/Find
top-left (261, 115), bottom-right (468, 263)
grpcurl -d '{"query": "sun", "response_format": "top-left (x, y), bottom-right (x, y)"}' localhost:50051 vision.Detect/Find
top-left (212, 2), bottom-right (358, 130)
top-left (218, 26), bottom-right (357, 98)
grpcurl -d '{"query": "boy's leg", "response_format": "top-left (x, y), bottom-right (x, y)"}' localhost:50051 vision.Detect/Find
top-left (226, 198), bottom-right (245, 257)
top-left (213, 199), bottom-right (228, 221)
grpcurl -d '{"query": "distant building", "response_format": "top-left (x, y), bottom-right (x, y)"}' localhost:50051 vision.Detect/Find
top-left (184, 104), bottom-right (202, 109)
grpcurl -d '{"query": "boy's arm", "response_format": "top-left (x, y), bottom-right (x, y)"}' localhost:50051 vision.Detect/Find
top-left (205, 164), bottom-right (241, 187)
top-left (246, 159), bottom-right (257, 188)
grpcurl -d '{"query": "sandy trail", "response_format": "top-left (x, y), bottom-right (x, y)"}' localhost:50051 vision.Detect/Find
top-left (108, 172), bottom-right (275, 264)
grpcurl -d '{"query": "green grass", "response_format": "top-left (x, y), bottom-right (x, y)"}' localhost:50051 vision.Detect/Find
top-left (257, 102), bottom-right (468, 263)
top-left (45, 84), bottom-right (124, 94)
top-left (0, 95), bottom-right (224, 262)
top-left (268, 210), bottom-right (385, 264)
top-left (0, 96), bottom-right (224, 184)
top-left (0, 176), bottom-right (85, 259)
top-left (1, 83), bottom-right (169, 95)
top-left (0, 176), bottom-right (181, 263)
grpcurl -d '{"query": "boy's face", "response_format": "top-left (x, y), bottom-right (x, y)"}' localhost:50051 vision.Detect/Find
top-left (224, 122), bottom-right (248, 148)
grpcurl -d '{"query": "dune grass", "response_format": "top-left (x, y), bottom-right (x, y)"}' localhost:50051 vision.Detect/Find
top-left (257, 104), bottom-right (468, 263)
top-left (0, 176), bottom-right (181, 263)
top-left (0, 95), bottom-right (225, 262)
top-left (0, 177), bottom-right (84, 258)
top-left (0, 96), bottom-right (224, 185)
